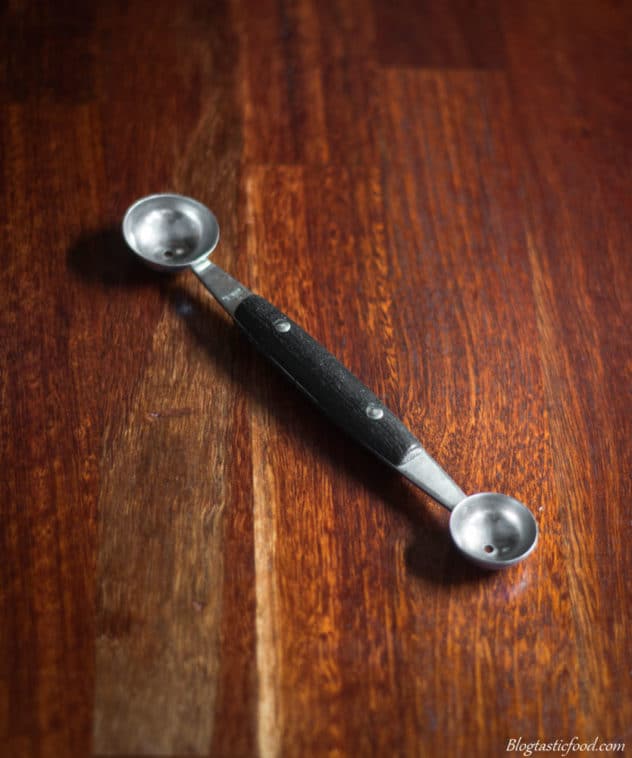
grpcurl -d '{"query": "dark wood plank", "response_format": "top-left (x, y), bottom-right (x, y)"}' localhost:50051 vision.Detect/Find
top-left (1, 0), bottom-right (630, 756)
top-left (378, 68), bottom-right (574, 751)
top-left (503, 1), bottom-right (632, 738)
top-left (374, 0), bottom-right (506, 68)
top-left (1, 99), bottom-right (106, 758)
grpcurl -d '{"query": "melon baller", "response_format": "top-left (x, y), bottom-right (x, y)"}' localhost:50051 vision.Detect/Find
top-left (122, 193), bottom-right (538, 569)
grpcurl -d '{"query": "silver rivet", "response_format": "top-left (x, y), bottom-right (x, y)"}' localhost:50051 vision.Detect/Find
top-left (274, 319), bottom-right (291, 333)
top-left (366, 403), bottom-right (384, 420)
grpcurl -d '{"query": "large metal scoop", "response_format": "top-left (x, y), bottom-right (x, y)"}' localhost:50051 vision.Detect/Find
top-left (123, 193), bottom-right (538, 569)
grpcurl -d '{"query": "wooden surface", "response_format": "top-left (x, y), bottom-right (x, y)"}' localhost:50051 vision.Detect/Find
top-left (1, 1), bottom-right (631, 756)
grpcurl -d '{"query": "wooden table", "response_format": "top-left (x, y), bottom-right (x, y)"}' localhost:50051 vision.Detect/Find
top-left (1, 1), bottom-right (630, 756)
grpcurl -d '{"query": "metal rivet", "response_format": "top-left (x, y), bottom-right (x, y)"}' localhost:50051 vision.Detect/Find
top-left (366, 403), bottom-right (384, 420)
top-left (274, 319), bottom-right (291, 333)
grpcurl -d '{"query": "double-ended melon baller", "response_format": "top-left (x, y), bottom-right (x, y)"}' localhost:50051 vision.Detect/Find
top-left (123, 193), bottom-right (538, 569)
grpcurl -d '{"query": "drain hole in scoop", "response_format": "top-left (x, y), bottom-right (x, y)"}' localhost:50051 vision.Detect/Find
top-left (484, 545), bottom-right (495, 554)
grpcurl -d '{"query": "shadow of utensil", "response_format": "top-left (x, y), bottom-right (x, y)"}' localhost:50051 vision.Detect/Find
top-left (67, 226), bottom-right (159, 289)
top-left (328, 416), bottom-right (491, 586)
top-left (67, 227), bottom-right (491, 586)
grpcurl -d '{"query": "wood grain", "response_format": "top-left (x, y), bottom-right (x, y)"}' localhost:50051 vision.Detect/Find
top-left (1, 0), bottom-right (630, 756)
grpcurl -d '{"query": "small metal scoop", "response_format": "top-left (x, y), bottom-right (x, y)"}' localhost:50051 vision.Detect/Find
top-left (123, 193), bottom-right (538, 570)
top-left (122, 194), bottom-right (219, 271)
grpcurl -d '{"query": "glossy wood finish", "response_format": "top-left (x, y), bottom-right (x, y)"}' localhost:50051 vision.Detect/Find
top-left (1, 1), bottom-right (630, 756)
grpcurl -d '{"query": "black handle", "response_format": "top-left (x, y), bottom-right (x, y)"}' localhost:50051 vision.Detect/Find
top-left (233, 295), bottom-right (422, 468)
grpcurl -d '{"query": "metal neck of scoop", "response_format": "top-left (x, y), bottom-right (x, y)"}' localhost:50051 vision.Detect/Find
top-left (397, 447), bottom-right (466, 510)
top-left (193, 259), bottom-right (252, 316)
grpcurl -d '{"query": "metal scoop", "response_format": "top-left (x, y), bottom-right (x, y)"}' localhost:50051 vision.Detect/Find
top-left (123, 193), bottom-right (538, 569)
